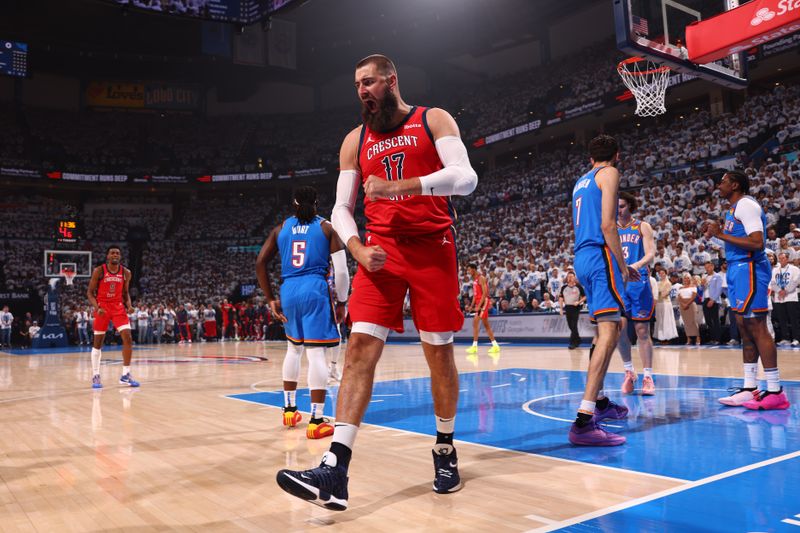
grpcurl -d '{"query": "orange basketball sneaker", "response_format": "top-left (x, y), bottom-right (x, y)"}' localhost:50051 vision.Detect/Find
top-left (307, 419), bottom-right (334, 439)
top-left (283, 407), bottom-right (302, 427)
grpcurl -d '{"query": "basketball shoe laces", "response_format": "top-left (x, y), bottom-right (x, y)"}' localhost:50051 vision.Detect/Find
top-left (433, 452), bottom-right (457, 480)
top-left (303, 462), bottom-right (347, 497)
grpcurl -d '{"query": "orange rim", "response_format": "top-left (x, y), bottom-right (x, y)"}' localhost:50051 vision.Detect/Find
top-left (617, 56), bottom-right (670, 76)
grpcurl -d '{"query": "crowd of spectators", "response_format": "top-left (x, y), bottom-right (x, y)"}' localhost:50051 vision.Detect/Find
top-left (2, 46), bottom-right (800, 346)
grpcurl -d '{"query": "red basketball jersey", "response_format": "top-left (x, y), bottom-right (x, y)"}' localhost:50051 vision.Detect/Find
top-left (97, 264), bottom-right (125, 305)
top-left (473, 276), bottom-right (484, 302)
top-left (358, 106), bottom-right (454, 236)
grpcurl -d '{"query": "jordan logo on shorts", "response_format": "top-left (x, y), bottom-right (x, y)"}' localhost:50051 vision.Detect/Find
top-left (441, 234), bottom-right (451, 246)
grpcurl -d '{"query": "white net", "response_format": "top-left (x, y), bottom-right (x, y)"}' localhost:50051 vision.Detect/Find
top-left (617, 57), bottom-right (671, 117)
top-left (61, 269), bottom-right (76, 286)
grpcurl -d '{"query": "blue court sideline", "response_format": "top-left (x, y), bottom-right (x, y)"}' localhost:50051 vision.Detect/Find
top-left (229, 368), bottom-right (800, 530)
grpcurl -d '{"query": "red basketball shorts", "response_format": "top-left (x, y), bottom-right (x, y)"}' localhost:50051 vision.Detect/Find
top-left (93, 301), bottom-right (130, 333)
top-left (476, 299), bottom-right (492, 320)
top-left (348, 229), bottom-right (464, 333)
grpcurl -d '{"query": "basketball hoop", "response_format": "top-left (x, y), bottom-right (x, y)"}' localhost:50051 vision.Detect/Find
top-left (617, 57), bottom-right (671, 117)
top-left (61, 269), bottom-right (76, 286)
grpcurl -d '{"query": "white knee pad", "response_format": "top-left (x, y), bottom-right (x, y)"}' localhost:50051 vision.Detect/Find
top-left (117, 324), bottom-right (131, 332)
top-left (419, 330), bottom-right (454, 345)
top-left (351, 322), bottom-right (390, 342)
top-left (306, 347), bottom-right (328, 390)
top-left (282, 342), bottom-right (304, 382)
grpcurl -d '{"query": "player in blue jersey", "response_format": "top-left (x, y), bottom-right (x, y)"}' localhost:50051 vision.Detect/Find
top-left (616, 191), bottom-right (656, 396)
top-left (704, 171), bottom-right (790, 411)
top-left (256, 186), bottom-right (351, 438)
top-left (570, 134), bottom-right (640, 446)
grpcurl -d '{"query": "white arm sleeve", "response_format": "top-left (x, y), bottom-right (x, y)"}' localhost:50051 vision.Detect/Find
top-left (331, 249), bottom-right (350, 302)
top-left (331, 169), bottom-right (361, 246)
top-left (418, 136), bottom-right (478, 196)
top-left (734, 197), bottom-right (765, 235)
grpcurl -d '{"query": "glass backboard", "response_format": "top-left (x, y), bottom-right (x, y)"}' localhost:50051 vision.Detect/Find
top-left (614, 0), bottom-right (748, 89)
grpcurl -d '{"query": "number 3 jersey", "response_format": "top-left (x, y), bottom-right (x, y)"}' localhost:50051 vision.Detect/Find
top-left (278, 216), bottom-right (331, 280)
top-left (97, 264), bottom-right (125, 305)
top-left (358, 106), bottom-right (455, 236)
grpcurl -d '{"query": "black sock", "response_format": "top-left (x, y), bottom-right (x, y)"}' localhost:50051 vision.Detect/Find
top-left (575, 411), bottom-right (593, 427)
top-left (741, 387), bottom-right (756, 391)
top-left (329, 442), bottom-right (352, 470)
top-left (435, 431), bottom-right (454, 448)
top-left (596, 397), bottom-right (610, 410)
top-left (589, 343), bottom-right (596, 360)
top-left (284, 405), bottom-right (297, 412)
top-left (310, 416), bottom-right (324, 425)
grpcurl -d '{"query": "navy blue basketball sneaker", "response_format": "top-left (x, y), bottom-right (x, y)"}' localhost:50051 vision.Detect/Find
top-left (432, 446), bottom-right (462, 494)
top-left (276, 452), bottom-right (349, 511)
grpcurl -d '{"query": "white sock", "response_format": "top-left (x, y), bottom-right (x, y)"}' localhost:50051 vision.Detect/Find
top-left (744, 363), bottom-right (758, 389)
top-left (472, 341), bottom-right (478, 347)
top-left (624, 361), bottom-right (634, 372)
top-left (435, 415), bottom-right (455, 434)
top-left (331, 422), bottom-right (359, 449)
top-left (122, 366), bottom-right (130, 376)
top-left (91, 348), bottom-right (102, 375)
top-left (643, 368), bottom-right (652, 378)
top-left (578, 399), bottom-right (596, 415)
top-left (492, 340), bottom-right (499, 347)
top-left (764, 367), bottom-right (781, 393)
top-left (310, 402), bottom-right (325, 420)
top-left (284, 390), bottom-right (296, 408)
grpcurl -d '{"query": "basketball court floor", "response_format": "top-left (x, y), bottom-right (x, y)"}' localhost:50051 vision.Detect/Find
top-left (0, 341), bottom-right (797, 532)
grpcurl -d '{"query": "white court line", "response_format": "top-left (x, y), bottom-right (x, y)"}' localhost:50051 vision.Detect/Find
top-left (783, 518), bottom-right (800, 527)
top-left (525, 514), bottom-right (557, 525)
top-left (522, 388), bottom-right (726, 427)
top-left (492, 383), bottom-right (511, 389)
top-left (532, 450), bottom-right (800, 533)
top-left (353, 419), bottom-right (688, 484)
top-left (373, 394), bottom-right (403, 397)
top-left (370, 399), bottom-right (384, 403)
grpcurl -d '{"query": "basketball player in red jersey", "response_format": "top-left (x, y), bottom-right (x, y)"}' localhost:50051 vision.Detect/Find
top-left (86, 245), bottom-right (139, 389)
top-left (466, 263), bottom-right (500, 357)
top-left (220, 298), bottom-right (233, 341)
top-left (277, 54), bottom-right (477, 510)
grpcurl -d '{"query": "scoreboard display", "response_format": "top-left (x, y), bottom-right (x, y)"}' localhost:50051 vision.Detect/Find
top-left (0, 41), bottom-right (28, 78)
top-left (54, 219), bottom-right (82, 244)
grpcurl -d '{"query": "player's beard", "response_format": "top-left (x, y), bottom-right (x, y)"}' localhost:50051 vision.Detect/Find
top-left (361, 87), bottom-right (399, 133)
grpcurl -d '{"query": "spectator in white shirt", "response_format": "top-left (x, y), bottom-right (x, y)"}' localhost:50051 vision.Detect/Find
top-left (0, 306), bottom-right (13, 347)
top-left (76, 306), bottom-right (89, 345)
top-left (137, 307), bottom-right (149, 344)
top-left (770, 252), bottom-right (800, 346)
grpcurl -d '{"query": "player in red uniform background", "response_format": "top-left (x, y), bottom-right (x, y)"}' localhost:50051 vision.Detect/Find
top-left (277, 54), bottom-right (478, 510)
top-left (86, 245), bottom-right (139, 389)
top-left (466, 263), bottom-right (500, 357)
top-left (220, 298), bottom-right (233, 341)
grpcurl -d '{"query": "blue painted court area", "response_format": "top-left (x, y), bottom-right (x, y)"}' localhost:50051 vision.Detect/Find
top-left (557, 455), bottom-right (800, 533)
top-left (229, 368), bottom-right (799, 530)
top-left (229, 368), bottom-right (800, 481)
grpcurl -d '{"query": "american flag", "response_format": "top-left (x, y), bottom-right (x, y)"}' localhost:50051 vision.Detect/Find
top-left (632, 15), bottom-right (649, 36)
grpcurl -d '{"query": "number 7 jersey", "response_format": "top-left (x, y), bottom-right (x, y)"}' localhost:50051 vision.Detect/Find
top-left (278, 216), bottom-right (331, 280)
top-left (572, 166), bottom-right (611, 253)
top-left (358, 106), bottom-right (455, 236)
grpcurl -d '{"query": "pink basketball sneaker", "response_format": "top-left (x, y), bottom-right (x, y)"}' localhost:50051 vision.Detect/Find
top-left (718, 388), bottom-right (758, 406)
top-left (621, 370), bottom-right (637, 394)
top-left (641, 376), bottom-right (655, 396)
top-left (743, 389), bottom-right (791, 411)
